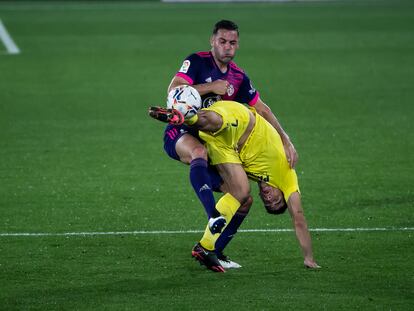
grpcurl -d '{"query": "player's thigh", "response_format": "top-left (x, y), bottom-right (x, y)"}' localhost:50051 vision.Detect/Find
top-left (175, 134), bottom-right (207, 164)
top-left (216, 163), bottom-right (250, 203)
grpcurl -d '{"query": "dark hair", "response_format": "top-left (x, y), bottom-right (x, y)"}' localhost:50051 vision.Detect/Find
top-left (265, 203), bottom-right (288, 215)
top-left (213, 20), bottom-right (239, 36)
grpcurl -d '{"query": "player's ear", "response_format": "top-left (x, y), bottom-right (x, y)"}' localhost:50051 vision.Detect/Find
top-left (210, 35), bottom-right (215, 47)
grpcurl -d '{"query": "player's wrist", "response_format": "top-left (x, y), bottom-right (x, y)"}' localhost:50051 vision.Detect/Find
top-left (186, 114), bottom-right (199, 125)
top-left (281, 134), bottom-right (292, 146)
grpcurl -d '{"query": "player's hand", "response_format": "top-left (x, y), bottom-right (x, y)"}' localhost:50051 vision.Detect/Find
top-left (304, 258), bottom-right (321, 269)
top-left (283, 140), bottom-right (298, 169)
top-left (210, 79), bottom-right (229, 95)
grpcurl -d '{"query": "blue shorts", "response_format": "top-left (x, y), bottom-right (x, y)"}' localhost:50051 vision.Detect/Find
top-left (163, 124), bottom-right (199, 161)
top-left (163, 124), bottom-right (223, 192)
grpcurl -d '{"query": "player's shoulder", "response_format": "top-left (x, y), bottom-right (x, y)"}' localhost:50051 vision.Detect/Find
top-left (195, 51), bottom-right (212, 58)
top-left (213, 100), bottom-right (246, 109)
top-left (186, 51), bottom-right (211, 60)
top-left (229, 61), bottom-right (245, 74)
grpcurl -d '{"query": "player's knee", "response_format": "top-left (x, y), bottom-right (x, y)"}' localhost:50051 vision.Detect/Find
top-left (191, 145), bottom-right (208, 160)
top-left (238, 195), bottom-right (253, 214)
top-left (176, 135), bottom-right (207, 163)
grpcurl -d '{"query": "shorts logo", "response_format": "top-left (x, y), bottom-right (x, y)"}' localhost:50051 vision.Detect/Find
top-left (179, 60), bottom-right (191, 73)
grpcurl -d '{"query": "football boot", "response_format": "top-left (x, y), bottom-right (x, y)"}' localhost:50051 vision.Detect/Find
top-left (148, 106), bottom-right (184, 125)
top-left (191, 243), bottom-right (225, 273)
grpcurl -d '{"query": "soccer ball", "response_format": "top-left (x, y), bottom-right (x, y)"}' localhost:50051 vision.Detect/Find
top-left (167, 85), bottom-right (201, 119)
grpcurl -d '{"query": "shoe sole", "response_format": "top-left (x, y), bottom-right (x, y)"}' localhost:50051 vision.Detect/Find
top-left (218, 260), bottom-right (242, 269)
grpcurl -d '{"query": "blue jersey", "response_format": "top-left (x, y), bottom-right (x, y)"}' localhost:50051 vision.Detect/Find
top-left (164, 50), bottom-right (259, 163)
top-left (176, 51), bottom-right (259, 108)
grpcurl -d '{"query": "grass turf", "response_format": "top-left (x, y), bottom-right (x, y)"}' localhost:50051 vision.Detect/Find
top-left (1, 232), bottom-right (412, 310)
top-left (0, 0), bottom-right (413, 310)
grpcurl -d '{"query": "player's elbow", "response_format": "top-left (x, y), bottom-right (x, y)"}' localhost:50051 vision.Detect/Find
top-left (197, 111), bottom-right (222, 132)
top-left (168, 77), bottom-right (189, 94)
top-left (255, 101), bottom-right (272, 117)
top-left (294, 217), bottom-right (308, 231)
top-left (195, 114), bottom-right (210, 130)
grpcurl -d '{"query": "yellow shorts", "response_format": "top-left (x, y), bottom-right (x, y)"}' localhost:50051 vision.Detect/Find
top-left (204, 106), bottom-right (299, 202)
top-left (200, 101), bottom-right (250, 165)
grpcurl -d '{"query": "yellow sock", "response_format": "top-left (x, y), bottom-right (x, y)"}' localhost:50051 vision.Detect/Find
top-left (200, 193), bottom-right (240, 251)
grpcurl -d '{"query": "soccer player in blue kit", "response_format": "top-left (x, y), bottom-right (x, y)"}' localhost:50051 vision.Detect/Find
top-left (162, 20), bottom-right (298, 268)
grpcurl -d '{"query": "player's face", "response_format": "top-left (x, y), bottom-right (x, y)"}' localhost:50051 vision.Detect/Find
top-left (259, 183), bottom-right (287, 214)
top-left (210, 29), bottom-right (239, 65)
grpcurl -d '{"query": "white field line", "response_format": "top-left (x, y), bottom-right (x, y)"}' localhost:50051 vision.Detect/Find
top-left (162, 0), bottom-right (335, 3)
top-left (0, 227), bottom-right (413, 237)
top-left (0, 18), bottom-right (20, 54)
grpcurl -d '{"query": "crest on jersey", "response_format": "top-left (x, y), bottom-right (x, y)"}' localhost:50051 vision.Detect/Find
top-left (227, 84), bottom-right (234, 96)
top-left (179, 60), bottom-right (191, 73)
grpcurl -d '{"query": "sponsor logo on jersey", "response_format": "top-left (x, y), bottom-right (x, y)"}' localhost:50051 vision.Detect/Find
top-left (202, 95), bottom-right (221, 108)
top-left (247, 172), bottom-right (270, 182)
top-left (205, 77), bottom-right (212, 83)
top-left (179, 60), bottom-right (191, 73)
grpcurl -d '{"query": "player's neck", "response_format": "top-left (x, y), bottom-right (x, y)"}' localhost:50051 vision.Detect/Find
top-left (211, 52), bottom-right (229, 73)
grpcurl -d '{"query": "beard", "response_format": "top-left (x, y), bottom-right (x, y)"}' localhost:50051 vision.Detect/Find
top-left (217, 53), bottom-right (234, 65)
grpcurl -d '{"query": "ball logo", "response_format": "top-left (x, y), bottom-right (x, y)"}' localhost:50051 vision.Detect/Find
top-left (179, 60), bottom-right (191, 73)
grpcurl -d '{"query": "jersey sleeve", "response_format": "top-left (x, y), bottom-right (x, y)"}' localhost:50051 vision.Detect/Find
top-left (175, 53), bottom-right (202, 85)
top-left (234, 74), bottom-right (260, 106)
top-left (201, 108), bottom-right (228, 136)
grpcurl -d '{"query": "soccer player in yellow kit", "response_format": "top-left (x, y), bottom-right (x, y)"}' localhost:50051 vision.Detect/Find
top-left (187, 100), bottom-right (319, 272)
top-left (149, 90), bottom-right (320, 273)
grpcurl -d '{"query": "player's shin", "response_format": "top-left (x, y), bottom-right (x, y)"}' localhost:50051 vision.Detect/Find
top-left (215, 195), bottom-right (251, 255)
top-left (215, 211), bottom-right (247, 255)
top-left (200, 193), bottom-right (240, 250)
top-left (189, 158), bottom-right (220, 218)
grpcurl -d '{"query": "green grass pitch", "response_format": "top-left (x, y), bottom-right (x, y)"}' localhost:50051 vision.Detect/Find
top-left (0, 0), bottom-right (413, 310)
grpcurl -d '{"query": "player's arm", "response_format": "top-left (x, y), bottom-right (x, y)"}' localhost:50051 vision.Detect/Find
top-left (168, 75), bottom-right (228, 96)
top-left (254, 97), bottom-right (298, 169)
top-left (187, 110), bottom-right (223, 133)
top-left (287, 192), bottom-right (320, 269)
